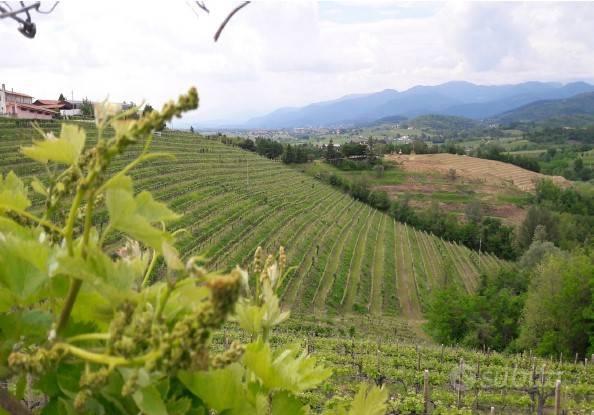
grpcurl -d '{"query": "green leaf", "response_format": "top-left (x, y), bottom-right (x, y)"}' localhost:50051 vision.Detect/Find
top-left (132, 385), bottom-right (168, 415)
top-left (0, 310), bottom-right (52, 345)
top-left (347, 384), bottom-right (388, 415)
top-left (243, 341), bottom-right (332, 394)
top-left (136, 191), bottom-right (180, 222)
top-left (31, 176), bottom-right (48, 196)
top-left (166, 397), bottom-right (192, 415)
top-left (271, 391), bottom-right (307, 415)
top-left (0, 171), bottom-right (30, 211)
top-left (178, 363), bottom-right (245, 412)
top-left (57, 364), bottom-right (83, 396)
top-left (105, 187), bottom-right (174, 252)
top-left (21, 124), bottom-right (86, 165)
top-left (0, 217), bottom-right (31, 239)
top-left (55, 244), bottom-right (142, 294)
top-left (234, 301), bottom-right (264, 337)
top-left (160, 282), bottom-right (210, 321)
top-left (0, 233), bottom-right (52, 305)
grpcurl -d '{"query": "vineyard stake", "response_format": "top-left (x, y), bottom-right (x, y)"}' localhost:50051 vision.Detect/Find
top-left (490, 407), bottom-right (495, 415)
top-left (423, 369), bottom-right (430, 415)
top-left (554, 379), bottom-right (561, 415)
top-left (457, 358), bottom-right (463, 408)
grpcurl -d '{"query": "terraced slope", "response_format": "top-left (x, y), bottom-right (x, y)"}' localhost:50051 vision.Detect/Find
top-left (0, 120), bottom-right (506, 318)
top-left (389, 153), bottom-right (569, 191)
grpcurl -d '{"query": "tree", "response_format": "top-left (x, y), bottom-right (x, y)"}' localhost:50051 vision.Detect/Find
top-left (142, 103), bottom-right (154, 116)
top-left (282, 143), bottom-right (296, 164)
top-left (424, 286), bottom-right (471, 345)
top-left (518, 206), bottom-right (559, 249)
top-left (368, 191), bottom-right (390, 211)
top-left (325, 139), bottom-right (338, 164)
top-left (58, 93), bottom-right (66, 101)
top-left (80, 98), bottom-right (94, 118)
top-left (518, 250), bottom-right (593, 357)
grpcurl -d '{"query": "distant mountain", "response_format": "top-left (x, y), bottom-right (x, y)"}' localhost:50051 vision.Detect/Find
top-left (244, 81), bottom-right (594, 128)
top-left (494, 92), bottom-right (594, 125)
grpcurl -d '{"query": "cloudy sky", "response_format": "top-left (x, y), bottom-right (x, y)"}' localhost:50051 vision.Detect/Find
top-left (2, 1), bottom-right (594, 126)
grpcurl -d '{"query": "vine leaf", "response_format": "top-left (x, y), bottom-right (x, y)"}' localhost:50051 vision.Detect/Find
top-left (21, 124), bottom-right (86, 166)
top-left (0, 171), bottom-right (30, 212)
top-left (270, 391), bottom-right (307, 415)
top-left (0, 233), bottom-right (51, 307)
top-left (55, 244), bottom-right (145, 296)
top-left (132, 385), bottom-right (168, 415)
top-left (243, 340), bottom-right (332, 394)
top-left (178, 363), bottom-right (245, 413)
top-left (105, 178), bottom-right (179, 262)
top-left (346, 384), bottom-right (388, 415)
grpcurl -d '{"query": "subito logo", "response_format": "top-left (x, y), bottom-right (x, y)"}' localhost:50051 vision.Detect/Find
top-left (449, 363), bottom-right (476, 391)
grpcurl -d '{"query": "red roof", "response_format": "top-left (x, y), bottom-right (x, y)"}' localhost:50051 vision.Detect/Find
top-left (5, 90), bottom-right (32, 98)
top-left (34, 100), bottom-right (72, 110)
top-left (17, 103), bottom-right (58, 114)
top-left (34, 99), bottom-right (61, 105)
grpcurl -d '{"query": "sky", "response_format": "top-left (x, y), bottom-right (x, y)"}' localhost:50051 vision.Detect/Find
top-left (2, 1), bottom-right (594, 127)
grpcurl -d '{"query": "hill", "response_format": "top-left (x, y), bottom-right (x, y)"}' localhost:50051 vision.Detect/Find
top-left (408, 114), bottom-right (478, 131)
top-left (386, 153), bottom-right (570, 192)
top-left (0, 119), bottom-right (505, 322)
top-left (243, 81), bottom-right (594, 128)
top-left (494, 92), bottom-right (594, 125)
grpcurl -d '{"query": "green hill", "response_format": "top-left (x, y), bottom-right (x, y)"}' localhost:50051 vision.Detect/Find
top-left (0, 119), bottom-right (505, 321)
top-left (495, 92), bottom-right (594, 126)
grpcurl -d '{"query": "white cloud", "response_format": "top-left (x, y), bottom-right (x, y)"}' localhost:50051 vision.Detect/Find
top-left (1, 1), bottom-right (593, 126)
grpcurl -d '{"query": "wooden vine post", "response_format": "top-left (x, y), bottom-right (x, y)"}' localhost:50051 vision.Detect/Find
top-left (423, 369), bottom-right (430, 415)
top-left (554, 379), bottom-right (561, 415)
top-left (457, 358), bottom-right (464, 408)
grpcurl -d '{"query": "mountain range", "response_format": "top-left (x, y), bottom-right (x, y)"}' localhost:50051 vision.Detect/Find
top-left (243, 81), bottom-right (594, 128)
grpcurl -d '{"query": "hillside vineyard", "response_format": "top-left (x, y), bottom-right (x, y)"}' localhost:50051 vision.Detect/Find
top-left (0, 120), bottom-right (505, 318)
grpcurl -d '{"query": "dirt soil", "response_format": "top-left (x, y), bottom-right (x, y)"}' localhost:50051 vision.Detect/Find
top-left (386, 153), bottom-right (570, 192)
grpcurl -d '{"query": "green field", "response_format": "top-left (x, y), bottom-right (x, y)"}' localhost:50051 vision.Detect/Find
top-left (0, 120), bottom-right (504, 323)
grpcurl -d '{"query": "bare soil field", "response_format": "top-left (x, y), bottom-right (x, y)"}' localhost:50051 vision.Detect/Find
top-left (386, 153), bottom-right (570, 192)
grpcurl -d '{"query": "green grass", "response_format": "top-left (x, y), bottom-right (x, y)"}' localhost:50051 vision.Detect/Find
top-left (496, 193), bottom-right (532, 206)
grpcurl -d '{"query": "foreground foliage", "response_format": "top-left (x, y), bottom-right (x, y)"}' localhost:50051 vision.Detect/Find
top-left (0, 90), bottom-right (386, 414)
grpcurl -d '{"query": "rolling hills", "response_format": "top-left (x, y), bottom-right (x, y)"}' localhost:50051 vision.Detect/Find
top-left (0, 119), bottom-right (506, 322)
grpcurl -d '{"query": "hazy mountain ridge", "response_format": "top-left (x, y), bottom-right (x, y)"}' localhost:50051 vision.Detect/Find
top-left (494, 92), bottom-right (594, 125)
top-left (244, 81), bottom-right (594, 128)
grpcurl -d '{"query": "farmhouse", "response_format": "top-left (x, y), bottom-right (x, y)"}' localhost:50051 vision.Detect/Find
top-left (0, 84), bottom-right (56, 120)
top-left (34, 99), bottom-right (83, 116)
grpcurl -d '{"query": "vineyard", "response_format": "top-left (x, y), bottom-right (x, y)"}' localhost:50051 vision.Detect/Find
top-left (217, 326), bottom-right (594, 414)
top-left (389, 153), bottom-right (570, 192)
top-left (0, 120), bottom-right (505, 322)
